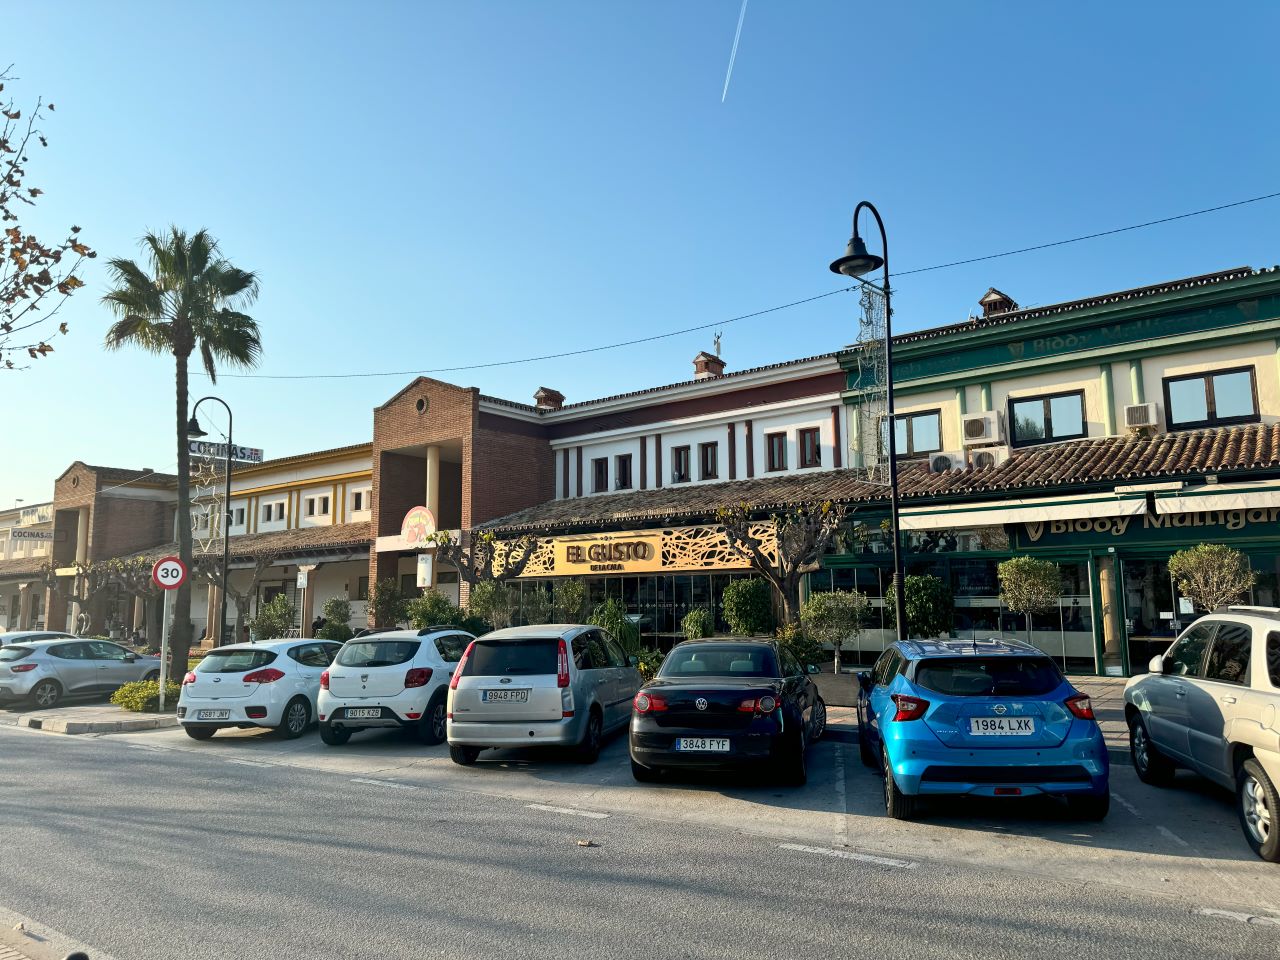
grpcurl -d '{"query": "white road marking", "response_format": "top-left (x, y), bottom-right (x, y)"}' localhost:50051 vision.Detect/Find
top-left (350, 777), bottom-right (416, 790)
top-left (225, 757), bottom-right (275, 767)
top-left (832, 741), bottom-right (848, 846)
top-left (1110, 791), bottom-right (1141, 816)
top-left (526, 803), bottom-right (610, 819)
top-left (1197, 908), bottom-right (1280, 927)
top-left (1156, 824), bottom-right (1191, 849)
top-left (780, 842), bottom-right (918, 870)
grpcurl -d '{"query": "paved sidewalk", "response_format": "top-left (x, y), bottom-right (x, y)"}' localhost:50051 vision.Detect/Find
top-left (14, 703), bottom-right (179, 735)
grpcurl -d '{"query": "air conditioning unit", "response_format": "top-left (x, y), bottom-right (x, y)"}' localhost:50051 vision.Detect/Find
top-left (1124, 402), bottom-right (1159, 430)
top-left (969, 445), bottom-right (1011, 470)
top-left (929, 451), bottom-right (966, 473)
top-left (962, 410), bottom-right (1003, 446)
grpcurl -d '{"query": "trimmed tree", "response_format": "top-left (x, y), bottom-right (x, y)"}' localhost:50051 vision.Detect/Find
top-left (405, 589), bottom-right (461, 631)
top-left (429, 530), bottom-right (540, 584)
top-left (1167, 543), bottom-right (1256, 613)
top-left (801, 589), bottom-right (868, 672)
top-left (721, 578), bottom-right (774, 636)
top-left (885, 575), bottom-right (955, 639)
top-left (248, 594), bottom-right (295, 641)
top-left (317, 597), bottom-right (353, 642)
top-left (553, 578), bottom-right (587, 622)
top-left (368, 578), bottom-right (408, 628)
top-left (998, 557), bottom-right (1060, 645)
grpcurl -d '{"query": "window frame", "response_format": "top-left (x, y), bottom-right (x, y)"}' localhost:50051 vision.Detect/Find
top-left (698, 442), bottom-right (718, 481)
top-left (615, 454), bottom-right (633, 490)
top-left (1007, 389), bottom-right (1087, 448)
top-left (304, 497), bottom-right (316, 517)
top-left (352, 489), bottom-right (365, 512)
top-left (592, 457), bottom-right (609, 493)
top-left (798, 427), bottom-right (822, 468)
top-left (765, 432), bottom-right (787, 472)
top-left (1162, 365), bottom-right (1260, 431)
top-left (672, 445), bottom-right (692, 483)
top-left (886, 409), bottom-right (944, 459)
top-left (1203, 622), bottom-right (1252, 687)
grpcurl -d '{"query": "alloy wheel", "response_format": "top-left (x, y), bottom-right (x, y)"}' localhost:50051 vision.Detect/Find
top-left (1243, 774), bottom-right (1273, 846)
top-left (286, 701), bottom-right (308, 735)
top-left (431, 702), bottom-right (447, 742)
top-left (1132, 724), bottom-right (1149, 772)
top-left (33, 682), bottom-right (59, 708)
top-left (812, 699), bottom-right (827, 740)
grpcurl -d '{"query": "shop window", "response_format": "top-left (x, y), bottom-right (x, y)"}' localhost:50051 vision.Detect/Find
top-left (436, 571), bottom-right (458, 586)
top-left (799, 427), bottom-right (821, 468)
top-left (766, 433), bottom-right (787, 471)
top-left (1163, 366), bottom-right (1259, 430)
top-left (1008, 390), bottom-right (1086, 447)
top-left (615, 454), bottom-right (633, 490)
top-left (883, 410), bottom-right (942, 458)
top-left (400, 573), bottom-right (416, 595)
top-left (354, 577), bottom-right (369, 601)
top-left (1205, 623), bottom-right (1251, 685)
top-left (699, 442), bottom-right (718, 480)
top-left (592, 458), bottom-right (609, 493)
top-left (672, 446), bottom-right (692, 483)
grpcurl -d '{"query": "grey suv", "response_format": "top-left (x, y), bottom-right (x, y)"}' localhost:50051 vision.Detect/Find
top-left (1125, 606), bottom-right (1280, 862)
top-left (446, 624), bottom-right (641, 765)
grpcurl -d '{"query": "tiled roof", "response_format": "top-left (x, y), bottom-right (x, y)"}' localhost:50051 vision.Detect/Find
top-left (83, 464), bottom-right (179, 488)
top-left (481, 424), bottom-right (1280, 532)
top-left (125, 522), bottom-right (372, 564)
top-left (0, 557), bottom-right (44, 581)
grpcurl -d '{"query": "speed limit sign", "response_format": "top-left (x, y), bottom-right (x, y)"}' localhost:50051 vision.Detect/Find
top-left (151, 556), bottom-right (188, 590)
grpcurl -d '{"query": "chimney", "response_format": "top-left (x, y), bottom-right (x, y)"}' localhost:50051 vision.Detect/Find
top-left (693, 351), bottom-right (726, 380)
top-left (978, 287), bottom-right (1019, 319)
top-left (533, 387), bottom-right (565, 412)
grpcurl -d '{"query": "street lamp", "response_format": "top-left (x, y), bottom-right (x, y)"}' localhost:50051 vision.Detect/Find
top-left (830, 201), bottom-right (908, 642)
top-left (187, 396), bottom-right (234, 644)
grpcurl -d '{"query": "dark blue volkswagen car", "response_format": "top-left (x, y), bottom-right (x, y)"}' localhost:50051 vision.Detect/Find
top-left (856, 638), bottom-right (1109, 821)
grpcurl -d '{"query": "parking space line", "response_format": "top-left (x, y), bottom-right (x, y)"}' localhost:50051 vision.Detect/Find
top-left (832, 741), bottom-right (849, 846)
top-left (526, 803), bottom-right (610, 819)
top-left (350, 777), bottom-right (416, 790)
top-left (1110, 791), bottom-right (1141, 817)
top-left (780, 842), bottom-right (918, 870)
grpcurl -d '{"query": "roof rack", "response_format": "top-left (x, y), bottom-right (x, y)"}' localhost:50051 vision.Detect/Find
top-left (417, 624), bottom-right (462, 635)
top-left (1217, 605), bottom-right (1280, 622)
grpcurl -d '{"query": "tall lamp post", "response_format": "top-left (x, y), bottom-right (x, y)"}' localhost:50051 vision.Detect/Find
top-left (187, 396), bottom-right (234, 644)
top-left (830, 201), bottom-right (908, 642)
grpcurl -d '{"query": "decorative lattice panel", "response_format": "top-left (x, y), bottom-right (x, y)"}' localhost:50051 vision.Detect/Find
top-left (513, 539), bottom-right (557, 577)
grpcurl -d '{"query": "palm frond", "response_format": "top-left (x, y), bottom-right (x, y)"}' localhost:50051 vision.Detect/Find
top-left (206, 262), bottom-right (260, 304)
top-left (199, 338), bottom-right (218, 383)
top-left (195, 308), bottom-right (263, 372)
top-left (103, 315), bottom-right (172, 353)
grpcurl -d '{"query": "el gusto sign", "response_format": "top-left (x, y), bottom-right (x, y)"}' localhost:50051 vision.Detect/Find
top-left (557, 534), bottom-right (664, 574)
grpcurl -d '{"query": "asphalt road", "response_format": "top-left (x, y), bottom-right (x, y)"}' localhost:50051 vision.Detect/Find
top-left (3, 721), bottom-right (1278, 960)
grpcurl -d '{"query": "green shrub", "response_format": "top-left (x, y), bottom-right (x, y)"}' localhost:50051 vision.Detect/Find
top-left (368, 578), bottom-right (409, 628)
top-left (588, 597), bottom-right (640, 654)
top-left (681, 608), bottom-right (713, 640)
top-left (520, 585), bottom-right (553, 625)
top-left (317, 596), bottom-right (354, 642)
top-left (468, 580), bottom-right (515, 630)
top-left (776, 621), bottom-right (824, 668)
top-left (801, 589), bottom-right (868, 667)
top-left (553, 578), bottom-right (588, 622)
top-left (248, 594), bottom-right (295, 640)
top-left (721, 579), bottom-right (773, 635)
top-left (111, 679), bottom-right (182, 713)
top-left (406, 589), bottom-right (462, 631)
top-left (635, 648), bottom-right (665, 682)
top-left (885, 575), bottom-right (954, 639)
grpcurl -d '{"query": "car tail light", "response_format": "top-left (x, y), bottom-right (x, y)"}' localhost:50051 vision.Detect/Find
top-left (450, 641), bottom-right (476, 690)
top-left (1065, 694), bottom-right (1095, 720)
top-left (182, 671), bottom-right (197, 685)
top-left (405, 667), bottom-right (432, 688)
top-left (242, 668), bottom-right (285, 684)
top-left (890, 694), bottom-right (929, 722)
top-left (320, 670), bottom-right (329, 690)
top-left (633, 692), bottom-right (667, 714)
top-left (737, 695), bottom-right (778, 714)
top-left (11, 663), bottom-right (36, 673)
top-left (557, 638), bottom-right (570, 688)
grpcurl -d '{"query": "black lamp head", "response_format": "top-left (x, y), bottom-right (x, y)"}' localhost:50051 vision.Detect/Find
top-left (186, 415), bottom-right (207, 438)
top-left (829, 233), bottom-right (884, 278)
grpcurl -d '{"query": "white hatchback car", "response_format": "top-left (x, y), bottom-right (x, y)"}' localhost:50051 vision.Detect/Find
top-left (178, 640), bottom-right (342, 741)
top-left (317, 627), bottom-right (474, 746)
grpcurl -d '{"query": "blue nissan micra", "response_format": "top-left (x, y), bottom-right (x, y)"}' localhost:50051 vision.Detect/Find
top-left (856, 638), bottom-right (1109, 821)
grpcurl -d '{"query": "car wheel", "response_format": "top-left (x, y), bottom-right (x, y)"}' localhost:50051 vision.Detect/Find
top-left (143, 670), bottom-right (160, 682)
top-left (631, 758), bottom-right (660, 783)
top-left (29, 679), bottom-right (61, 710)
top-left (1238, 758), bottom-right (1280, 862)
top-left (416, 690), bottom-right (448, 746)
top-left (279, 697), bottom-right (310, 739)
top-left (883, 747), bottom-right (917, 820)
top-left (184, 725), bottom-right (216, 741)
top-left (1068, 792), bottom-right (1110, 821)
top-left (1129, 714), bottom-right (1174, 786)
top-left (577, 710), bottom-right (603, 764)
top-left (319, 722), bottom-right (351, 746)
top-left (810, 697), bottom-right (827, 742)
top-left (450, 744), bottom-right (481, 766)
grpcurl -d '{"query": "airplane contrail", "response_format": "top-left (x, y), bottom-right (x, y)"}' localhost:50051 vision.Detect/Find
top-left (721, 0), bottom-right (749, 102)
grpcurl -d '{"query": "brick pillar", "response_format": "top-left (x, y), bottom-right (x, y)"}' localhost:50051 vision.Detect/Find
top-left (298, 565), bottom-right (317, 638)
top-left (45, 585), bottom-right (67, 631)
top-left (68, 507), bottom-right (89, 630)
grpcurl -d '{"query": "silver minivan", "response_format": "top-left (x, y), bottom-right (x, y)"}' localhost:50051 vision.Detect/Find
top-left (446, 624), bottom-right (641, 765)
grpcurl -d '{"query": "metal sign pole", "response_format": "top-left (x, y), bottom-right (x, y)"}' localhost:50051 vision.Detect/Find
top-left (159, 589), bottom-right (172, 712)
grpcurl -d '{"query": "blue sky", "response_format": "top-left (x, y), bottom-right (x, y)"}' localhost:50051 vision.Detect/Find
top-left (6, 1), bottom-right (1278, 505)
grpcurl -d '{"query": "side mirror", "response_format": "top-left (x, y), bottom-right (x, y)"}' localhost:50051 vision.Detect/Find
top-left (123, 653), bottom-right (137, 663)
top-left (807, 663), bottom-right (821, 674)
top-left (628, 655), bottom-right (639, 667)
top-left (1149, 654), bottom-right (1171, 675)
top-left (856, 671), bottom-right (873, 693)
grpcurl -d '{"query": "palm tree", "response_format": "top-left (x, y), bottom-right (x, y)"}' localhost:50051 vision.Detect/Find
top-left (102, 228), bottom-right (261, 669)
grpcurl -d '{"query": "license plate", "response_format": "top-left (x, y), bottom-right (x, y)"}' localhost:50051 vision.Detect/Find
top-left (345, 708), bottom-right (382, 719)
top-left (481, 689), bottom-right (529, 703)
top-left (197, 710), bottom-right (230, 720)
top-left (674, 737), bottom-right (730, 752)
top-left (969, 716), bottom-right (1036, 735)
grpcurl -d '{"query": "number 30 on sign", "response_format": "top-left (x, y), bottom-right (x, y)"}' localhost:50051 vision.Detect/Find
top-left (151, 556), bottom-right (188, 590)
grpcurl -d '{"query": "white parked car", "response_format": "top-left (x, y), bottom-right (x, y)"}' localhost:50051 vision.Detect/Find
top-left (178, 640), bottom-right (342, 741)
top-left (318, 627), bottom-right (474, 746)
top-left (1125, 606), bottom-right (1280, 862)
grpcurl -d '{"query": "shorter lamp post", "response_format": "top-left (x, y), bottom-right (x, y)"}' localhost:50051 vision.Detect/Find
top-left (830, 200), bottom-right (908, 643)
top-left (187, 397), bottom-right (234, 644)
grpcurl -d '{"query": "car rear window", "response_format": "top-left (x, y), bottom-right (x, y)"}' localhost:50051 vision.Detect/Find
top-left (336, 640), bottom-right (420, 668)
top-left (433, 635), bottom-right (470, 663)
top-left (0, 646), bottom-right (32, 662)
top-left (659, 644), bottom-right (779, 678)
top-left (196, 649), bottom-right (279, 674)
top-left (466, 638), bottom-right (558, 676)
top-left (913, 656), bottom-right (1063, 697)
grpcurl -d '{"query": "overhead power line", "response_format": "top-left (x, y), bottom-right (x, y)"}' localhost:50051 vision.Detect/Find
top-left (211, 189), bottom-right (1280, 383)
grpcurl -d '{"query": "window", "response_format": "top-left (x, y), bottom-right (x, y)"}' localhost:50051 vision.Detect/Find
top-left (615, 454), bottom-right (633, 490)
top-left (766, 433), bottom-right (787, 471)
top-left (352, 490), bottom-right (365, 512)
top-left (1163, 366), bottom-right (1259, 430)
top-left (799, 427), bottom-right (822, 468)
top-left (658, 643), bottom-right (779, 678)
top-left (400, 573), bottom-right (416, 594)
top-left (914, 657), bottom-right (1063, 696)
top-left (87, 641), bottom-right (130, 661)
top-left (433, 634), bottom-right (471, 662)
top-left (1267, 632), bottom-right (1280, 687)
top-left (592, 457), bottom-right (609, 493)
top-left (263, 502), bottom-right (284, 523)
top-left (304, 496), bottom-right (330, 517)
top-left (1009, 390), bottom-right (1086, 447)
top-left (288, 643), bottom-right (333, 668)
top-left (884, 410), bottom-right (943, 458)
top-left (305, 497), bottom-right (315, 516)
top-left (699, 442), bottom-right (718, 480)
top-left (672, 445), bottom-right (692, 483)
top-left (336, 640), bottom-right (419, 667)
top-left (1204, 623), bottom-right (1251, 685)
top-left (355, 576), bottom-right (369, 601)
top-left (234, 507), bottom-right (245, 527)
top-left (601, 636), bottom-right (628, 668)
top-left (1165, 624), bottom-right (1213, 677)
